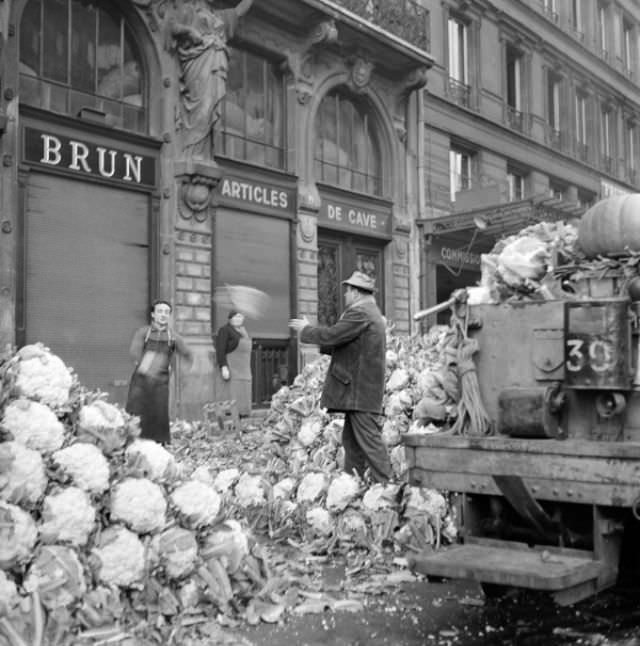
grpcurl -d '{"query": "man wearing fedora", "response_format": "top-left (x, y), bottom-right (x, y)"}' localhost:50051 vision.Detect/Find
top-left (289, 270), bottom-right (391, 483)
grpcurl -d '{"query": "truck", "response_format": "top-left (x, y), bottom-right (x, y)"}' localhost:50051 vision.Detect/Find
top-left (403, 198), bottom-right (640, 605)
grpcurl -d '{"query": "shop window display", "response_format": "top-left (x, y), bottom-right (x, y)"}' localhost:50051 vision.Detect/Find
top-left (19, 0), bottom-right (146, 133)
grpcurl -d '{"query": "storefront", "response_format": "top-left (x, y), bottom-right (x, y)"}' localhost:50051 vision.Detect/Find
top-left (212, 161), bottom-right (297, 406)
top-left (316, 185), bottom-right (392, 324)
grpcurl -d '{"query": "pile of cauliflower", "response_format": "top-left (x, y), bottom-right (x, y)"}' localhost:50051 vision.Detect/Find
top-left (0, 344), bottom-right (271, 646)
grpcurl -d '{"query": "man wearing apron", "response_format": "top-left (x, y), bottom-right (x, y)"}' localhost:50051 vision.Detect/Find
top-left (126, 300), bottom-right (193, 444)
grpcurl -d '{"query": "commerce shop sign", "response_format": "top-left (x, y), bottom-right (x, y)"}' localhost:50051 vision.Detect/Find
top-left (23, 127), bottom-right (156, 187)
top-left (217, 173), bottom-right (296, 217)
top-left (318, 191), bottom-right (392, 239)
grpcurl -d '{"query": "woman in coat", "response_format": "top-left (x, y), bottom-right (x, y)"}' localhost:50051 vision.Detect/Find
top-left (215, 310), bottom-right (252, 416)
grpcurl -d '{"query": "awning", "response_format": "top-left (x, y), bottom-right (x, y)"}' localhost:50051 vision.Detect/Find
top-left (417, 195), bottom-right (586, 238)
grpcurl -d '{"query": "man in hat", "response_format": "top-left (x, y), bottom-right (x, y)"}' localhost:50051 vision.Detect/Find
top-left (289, 271), bottom-right (391, 483)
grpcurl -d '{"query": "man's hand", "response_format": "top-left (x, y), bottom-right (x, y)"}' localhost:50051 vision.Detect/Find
top-left (221, 366), bottom-right (230, 380)
top-left (288, 317), bottom-right (310, 333)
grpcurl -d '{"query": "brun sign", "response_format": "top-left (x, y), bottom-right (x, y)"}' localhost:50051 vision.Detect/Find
top-left (23, 127), bottom-right (156, 187)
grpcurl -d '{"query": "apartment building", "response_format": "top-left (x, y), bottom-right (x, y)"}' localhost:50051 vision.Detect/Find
top-left (416, 0), bottom-right (640, 311)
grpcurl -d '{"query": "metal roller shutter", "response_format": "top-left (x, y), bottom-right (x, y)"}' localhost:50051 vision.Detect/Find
top-left (25, 173), bottom-right (149, 404)
top-left (214, 210), bottom-right (290, 337)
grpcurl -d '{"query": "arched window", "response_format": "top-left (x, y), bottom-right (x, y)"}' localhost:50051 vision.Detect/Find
top-left (216, 48), bottom-right (285, 169)
top-left (314, 91), bottom-right (382, 196)
top-left (19, 0), bottom-right (146, 133)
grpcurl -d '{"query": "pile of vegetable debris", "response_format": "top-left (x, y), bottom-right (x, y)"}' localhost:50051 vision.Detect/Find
top-left (172, 324), bottom-right (460, 562)
top-left (0, 344), bottom-right (287, 646)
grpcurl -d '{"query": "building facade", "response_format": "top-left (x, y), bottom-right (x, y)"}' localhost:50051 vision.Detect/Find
top-left (416, 0), bottom-right (640, 313)
top-left (0, 0), bottom-right (432, 417)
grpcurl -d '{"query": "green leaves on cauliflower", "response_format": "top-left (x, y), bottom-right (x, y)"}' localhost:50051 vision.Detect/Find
top-left (90, 526), bottom-right (145, 588)
top-left (40, 486), bottom-right (96, 546)
top-left (1, 398), bottom-right (65, 454)
top-left (23, 545), bottom-right (86, 610)
top-left (201, 520), bottom-right (249, 574)
top-left (110, 477), bottom-right (167, 534)
top-left (0, 441), bottom-right (47, 505)
top-left (52, 442), bottom-right (110, 494)
top-left (0, 570), bottom-right (18, 616)
top-left (0, 501), bottom-right (38, 569)
top-left (15, 343), bottom-right (73, 408)
top-left (170, 480), bottom-right (221, 529)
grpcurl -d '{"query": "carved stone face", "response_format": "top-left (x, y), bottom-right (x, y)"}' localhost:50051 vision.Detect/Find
top-left (352, 58), bottom-right (372, 88)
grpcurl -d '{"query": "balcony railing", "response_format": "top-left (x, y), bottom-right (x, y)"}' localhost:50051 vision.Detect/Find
top-left (335, 0), bottom-right (430, 52)
top-left (601, 155), bottom-right (615, 175)
top-left (540, 3), bottom-right (559, 23)
top-left (504, 105), bottom-right (527, 133)
top-left (575, 140), bottom-right (589, 163)
top-left (545, 125), bottom-right (562, 150)
top-left (447, 77), bottom-right (471, 109)
top-left (628, 167), bottom-right (637, 185)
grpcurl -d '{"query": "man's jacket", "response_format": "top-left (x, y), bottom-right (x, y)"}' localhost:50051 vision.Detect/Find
top-left (300, 299), bottom-right (386, 414)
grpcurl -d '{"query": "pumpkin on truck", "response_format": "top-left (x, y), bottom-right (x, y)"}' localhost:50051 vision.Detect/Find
top-left (404, 195), bottom-right (640, 605)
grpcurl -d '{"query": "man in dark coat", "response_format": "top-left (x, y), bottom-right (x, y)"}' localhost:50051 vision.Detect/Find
top-left (289, 271), bottom-right (391, 483)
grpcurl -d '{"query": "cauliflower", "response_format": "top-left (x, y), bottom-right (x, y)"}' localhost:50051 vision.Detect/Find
top-left (24, 545), bottom-right (86, 610)
top-left (272, 477), bottom-right (296, 501)
top-left (150, 527), bottom-right (198, 579)
top-left (78, 400), bottom-right (125, 433)
top-left (1, 398), bottom-right (65, 454)
top-left (170, 480), bottom-right (221, 528)
top-left (386, 368), bottom-right (410, 391)
top-left (15, 343), bottom-right (73, 407)
top-left (52, 442), bottom-right (110, 494)
top-left (325, 473), bottom-right (360, 512)
top-left (201, 520), bottom-right (249, 573)
top-left (40, 486), bottom-right (96, 546)
top-left (213, 467), bottom-right (240, 493)
top-left (336, 509), bottom-right (368, 544)
top-left (362, 483), bottom-right (400, 511)
top-left (384, 390), bottom-right (413, 417)
top-left (381, 419), bottom-right (402, 447)
top-left (125, 438), bottom-right (178, 483)
top-left (390, 444), bottom-right (408, 479)
top-left (191, 465), bottom-right (215, 486)
top-left (111, 477), bottom-right (167, 534)
top-left (91, 526), bottom-right (145, 587)
top-left (306, 507), bottom-right (333, 536)
top-left (296, 472), bottom-right (327, 503)
top-left (0, 571), bottom-right (18, 615)
top-left (0, 501), bottom-right (38, 569)
top-left (234, 473), bottom-right (265, 508)
top-left (0, 441), bottom-right (47, 505)
top-left (297, 416), bottom-right (324, 447)
top-left (322, 418), bottom-right (343, 445)
top-left (404, 487), bottom-right (447, 521)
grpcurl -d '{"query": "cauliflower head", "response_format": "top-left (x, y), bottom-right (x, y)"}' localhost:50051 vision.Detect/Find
top-left (234, 473), bottom-right (265, 508)
top-left (111, 477), bottom-right (167, 534)
top-left (191, 465), bottom-right (215, 486)
top-left (125, 438), bottom-right (178, 483)
top-left (296, 472), bottom-right (328, 504)
top-left (91, 526), bottom-right (145, 588)
top-left (362, 483), bottom-right (400, 511)
top-left (325, 472), bottom-right (360, 512)
top-left (272, 477), bottom-right (296, 501)
top-left (297, 416), bottom-right (324, 447)
top-left (15, 343), bottom-right (73, 407)
top-left (213, 467), bottom-right (240, 494)
top-left (170, 480), bottom-right (221, 529)
top-left (150, 527), bottom-right (199, 579)
top-left (52, 442), bottom-right (110, 494)
top-left (40, 486), bottom-right (96, 546)
top-left (0, 501), bottom-right (38, 569)
top-left (1, 398), bottom-right (65, 454)
top-left (78, 400), bottom-right (125, 433)
top-left (0, 441), bottom-right (47, 505)
top-left (0, 571), bottom-right (18, 615)
top-left (306, 507), bottom-right (333, 536)
top-left (24, 545), bottom-right (86, 610)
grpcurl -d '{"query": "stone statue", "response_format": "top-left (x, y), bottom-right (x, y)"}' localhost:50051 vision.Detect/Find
top-left (168, 0), bottom-right (254, 161)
